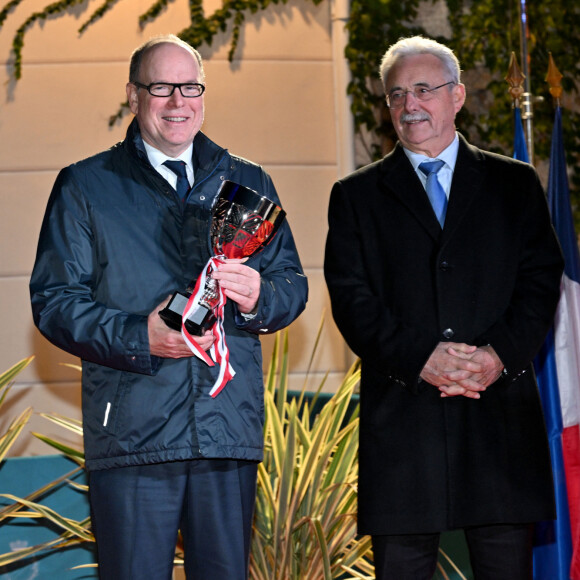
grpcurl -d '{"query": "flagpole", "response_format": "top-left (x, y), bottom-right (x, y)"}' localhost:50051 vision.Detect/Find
top-left (518, 0), bottom-right (534, 163)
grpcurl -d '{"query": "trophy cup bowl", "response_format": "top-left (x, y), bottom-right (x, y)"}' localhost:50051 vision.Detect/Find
top-left (159, 181), bottom-right (286, 335)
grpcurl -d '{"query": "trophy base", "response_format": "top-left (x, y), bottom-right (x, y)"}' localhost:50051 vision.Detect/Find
top-left (158, 291), bottom-right (216, 336)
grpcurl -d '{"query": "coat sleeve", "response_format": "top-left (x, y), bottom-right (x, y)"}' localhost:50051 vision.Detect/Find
top-left (476, 167), bottom-right (564, 379)
top-left (30, 167), bottom-right (159, 375)
top-left (324, 178), bottom-right (438, 390)
top-left (234, 171), bottom-right (308, 334)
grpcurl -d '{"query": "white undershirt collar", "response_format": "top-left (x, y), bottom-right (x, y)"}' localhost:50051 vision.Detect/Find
top-left (403, 134), bottom-right (459, 197)
top-left (142, 141), bottom-right (194, 189)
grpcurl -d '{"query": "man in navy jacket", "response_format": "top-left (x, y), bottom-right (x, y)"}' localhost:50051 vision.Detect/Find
top-left (30, 35), bottom-right (307, 579)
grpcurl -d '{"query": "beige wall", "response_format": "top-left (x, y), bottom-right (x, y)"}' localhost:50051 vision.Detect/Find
top-left (0, 0), bottom-right (354, 455)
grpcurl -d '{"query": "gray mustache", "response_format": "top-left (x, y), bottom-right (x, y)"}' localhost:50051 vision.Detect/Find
top-left (400, 113), bottom-right (430, 123)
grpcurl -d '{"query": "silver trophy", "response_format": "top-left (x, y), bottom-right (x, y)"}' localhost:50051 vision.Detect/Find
top-left (159, 180), bottom-right (286, 335)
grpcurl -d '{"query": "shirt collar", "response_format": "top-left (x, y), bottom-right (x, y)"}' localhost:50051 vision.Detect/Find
top-left (142, 141), bottom-right (194, 174)
top-left (403, 133), bottom-right (459, 172)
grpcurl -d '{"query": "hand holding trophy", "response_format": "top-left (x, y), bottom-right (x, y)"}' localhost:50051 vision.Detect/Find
top-left (159, 180), bottom-right (286, 396)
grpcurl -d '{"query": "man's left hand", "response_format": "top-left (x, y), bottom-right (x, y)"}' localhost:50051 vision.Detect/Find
top-left (440, 345), bottom-right (504, 398)
top-left (211, 259), bottom-right (260, 314)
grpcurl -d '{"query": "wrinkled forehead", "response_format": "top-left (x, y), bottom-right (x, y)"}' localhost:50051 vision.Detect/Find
top-left (386, 54), bottom-right (447, 89)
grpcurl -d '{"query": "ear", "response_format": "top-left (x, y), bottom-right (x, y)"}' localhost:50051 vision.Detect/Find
top-left (126, 83), bottom-right (139, 115)
top-left (453, 83), bottom-right (466, 113)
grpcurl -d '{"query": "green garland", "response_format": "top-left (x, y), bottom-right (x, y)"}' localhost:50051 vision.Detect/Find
top-left (8, 0), bottom-right (86, 80)
top-left (0, 0), bottom-right (24, 27)
top-left (78, 0), bottom-right (121, 35)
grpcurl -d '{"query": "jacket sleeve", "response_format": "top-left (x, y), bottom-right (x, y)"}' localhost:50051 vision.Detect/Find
top-left (30, 167), bottom-right (159, 375)
top-left (233, 171), bottom-right (308, 334)
top-left (476, 167), bottom-right (564, 379)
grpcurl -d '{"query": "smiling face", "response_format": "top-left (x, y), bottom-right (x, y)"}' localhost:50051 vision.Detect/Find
top-left (386, 53), bottom-right (465, 158)
top-left (126, 43), bottom-right (205, 158)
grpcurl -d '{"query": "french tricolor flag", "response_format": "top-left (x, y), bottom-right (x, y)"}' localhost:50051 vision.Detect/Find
top-left (533, 106), bottom-right (580, 580)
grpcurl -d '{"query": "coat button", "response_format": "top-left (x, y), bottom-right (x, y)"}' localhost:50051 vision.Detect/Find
top-left (440, 261), bottom-right (450, 271)
top-left (442, 328), bottom-right (454, 339)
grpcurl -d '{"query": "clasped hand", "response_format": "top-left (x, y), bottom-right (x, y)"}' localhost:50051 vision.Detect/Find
top-left (419, 342), bottom-right (504, 399)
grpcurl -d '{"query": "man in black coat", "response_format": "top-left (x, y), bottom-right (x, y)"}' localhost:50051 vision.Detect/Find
top-left (324, 36), bottom-right (564, 580)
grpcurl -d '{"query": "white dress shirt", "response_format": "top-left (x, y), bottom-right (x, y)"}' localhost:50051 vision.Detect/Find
top-left (403, 134), bottom-right (460, 199)
top-left (142, 141), bottom-right (195, 190)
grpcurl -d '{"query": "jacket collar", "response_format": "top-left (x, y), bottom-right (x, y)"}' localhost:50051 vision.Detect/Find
top-left (191, 131), bottom-right (230, 186)
top-left (124, 118), bottom-right (230, 184)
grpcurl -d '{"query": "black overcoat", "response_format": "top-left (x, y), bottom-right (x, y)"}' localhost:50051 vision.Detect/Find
top-left (324, 135), bottom-right (564, 535)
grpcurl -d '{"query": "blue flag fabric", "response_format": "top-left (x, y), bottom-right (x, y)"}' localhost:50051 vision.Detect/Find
top-left (533, 328), bottom-right (572, 579)
top-left (549, 108), bottom-right (580, 284)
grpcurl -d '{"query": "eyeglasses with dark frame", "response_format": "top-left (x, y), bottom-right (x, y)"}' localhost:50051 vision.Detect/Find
top-left (386, 81), bottom-right (456, 109)
top-left (133, 81), bottom-right (206, 98)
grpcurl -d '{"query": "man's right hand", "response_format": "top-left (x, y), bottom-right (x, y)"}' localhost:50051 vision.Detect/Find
top-left (420, 342), bottom-right (486, 399)
top-left (148, 297), bottom-right (215, 358)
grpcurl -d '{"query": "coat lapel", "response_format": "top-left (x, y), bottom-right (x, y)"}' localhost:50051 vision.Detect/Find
top-left (378, 144), bottom-right (442, 241)
top-left (442, 135), bottom-right (487, 241)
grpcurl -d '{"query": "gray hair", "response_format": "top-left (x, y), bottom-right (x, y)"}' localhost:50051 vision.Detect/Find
top-left (129, 34), bottom-right (205, 83)
top-left (379, 36), bottom-right (461, 90)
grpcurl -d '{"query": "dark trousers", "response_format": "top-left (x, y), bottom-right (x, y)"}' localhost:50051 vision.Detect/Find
top-left (89, 458), bottom-right (258, 580)
top-left (372, 523), bottom-right (534, 580)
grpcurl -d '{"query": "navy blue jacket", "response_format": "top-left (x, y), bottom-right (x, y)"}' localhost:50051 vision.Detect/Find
top-left (30, 120), bottom-right (308, 471)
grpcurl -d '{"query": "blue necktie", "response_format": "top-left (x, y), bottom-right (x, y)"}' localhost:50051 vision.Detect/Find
top-left (163, 160), bottom-right (190, 201)
top-left (419, 159), bottom-right (448, 227)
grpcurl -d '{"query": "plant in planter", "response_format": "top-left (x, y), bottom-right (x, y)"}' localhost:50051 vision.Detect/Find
top-left (0, 331), bottom-right (371, 578)
top-left (0, 338), bottom-right (467, 579)
top-left (0, 359), bottom-right (90, 569)
top-left (251, 331), bottom-right (371, 579)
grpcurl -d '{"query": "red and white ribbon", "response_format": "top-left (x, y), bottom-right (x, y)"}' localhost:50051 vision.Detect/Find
top-left (181, 256), bottom-right (235, 397)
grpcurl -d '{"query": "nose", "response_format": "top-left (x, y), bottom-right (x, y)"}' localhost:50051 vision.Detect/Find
top-left (403, 90), bottom-right (420, 111)
top-left (167, 87), bottom-right (185, 107)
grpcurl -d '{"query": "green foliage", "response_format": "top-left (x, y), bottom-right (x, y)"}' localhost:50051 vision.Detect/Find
top-left (345, 0), bottom-right (426, 159)
top-left (341, 0), bottom-right (580, 226)
top-left (78, 0), bottom-right (121, 35)
top-left (252, 331), bottom-right (372, 579)
top-left (0, 340), bottom-right (468, 577)
top-left (0, 331), bottom-right (371, 577)
top-left (0, 363), bottom-right (88, 569)
top-left (448, 0), bottom-right (580, 223)
top-left (0, 0), bottom-right (24, 28)
top-left (7, 0), bottom-right (86, 80)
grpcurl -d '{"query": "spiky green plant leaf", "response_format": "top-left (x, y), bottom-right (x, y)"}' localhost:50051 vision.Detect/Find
top-left (0, 356), bottom-right (35, 462)
top-left (0, 406), bottom-right (32, 463)
top-left (0, 356), bottom-right (34, 390)
top-left (0, 495), bottom-right (93, 541)
top-left (31, 432), bottom-right (85, 462)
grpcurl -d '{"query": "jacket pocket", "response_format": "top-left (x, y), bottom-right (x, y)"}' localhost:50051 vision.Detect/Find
top-left (102, 371), bottom-right (132, 435)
